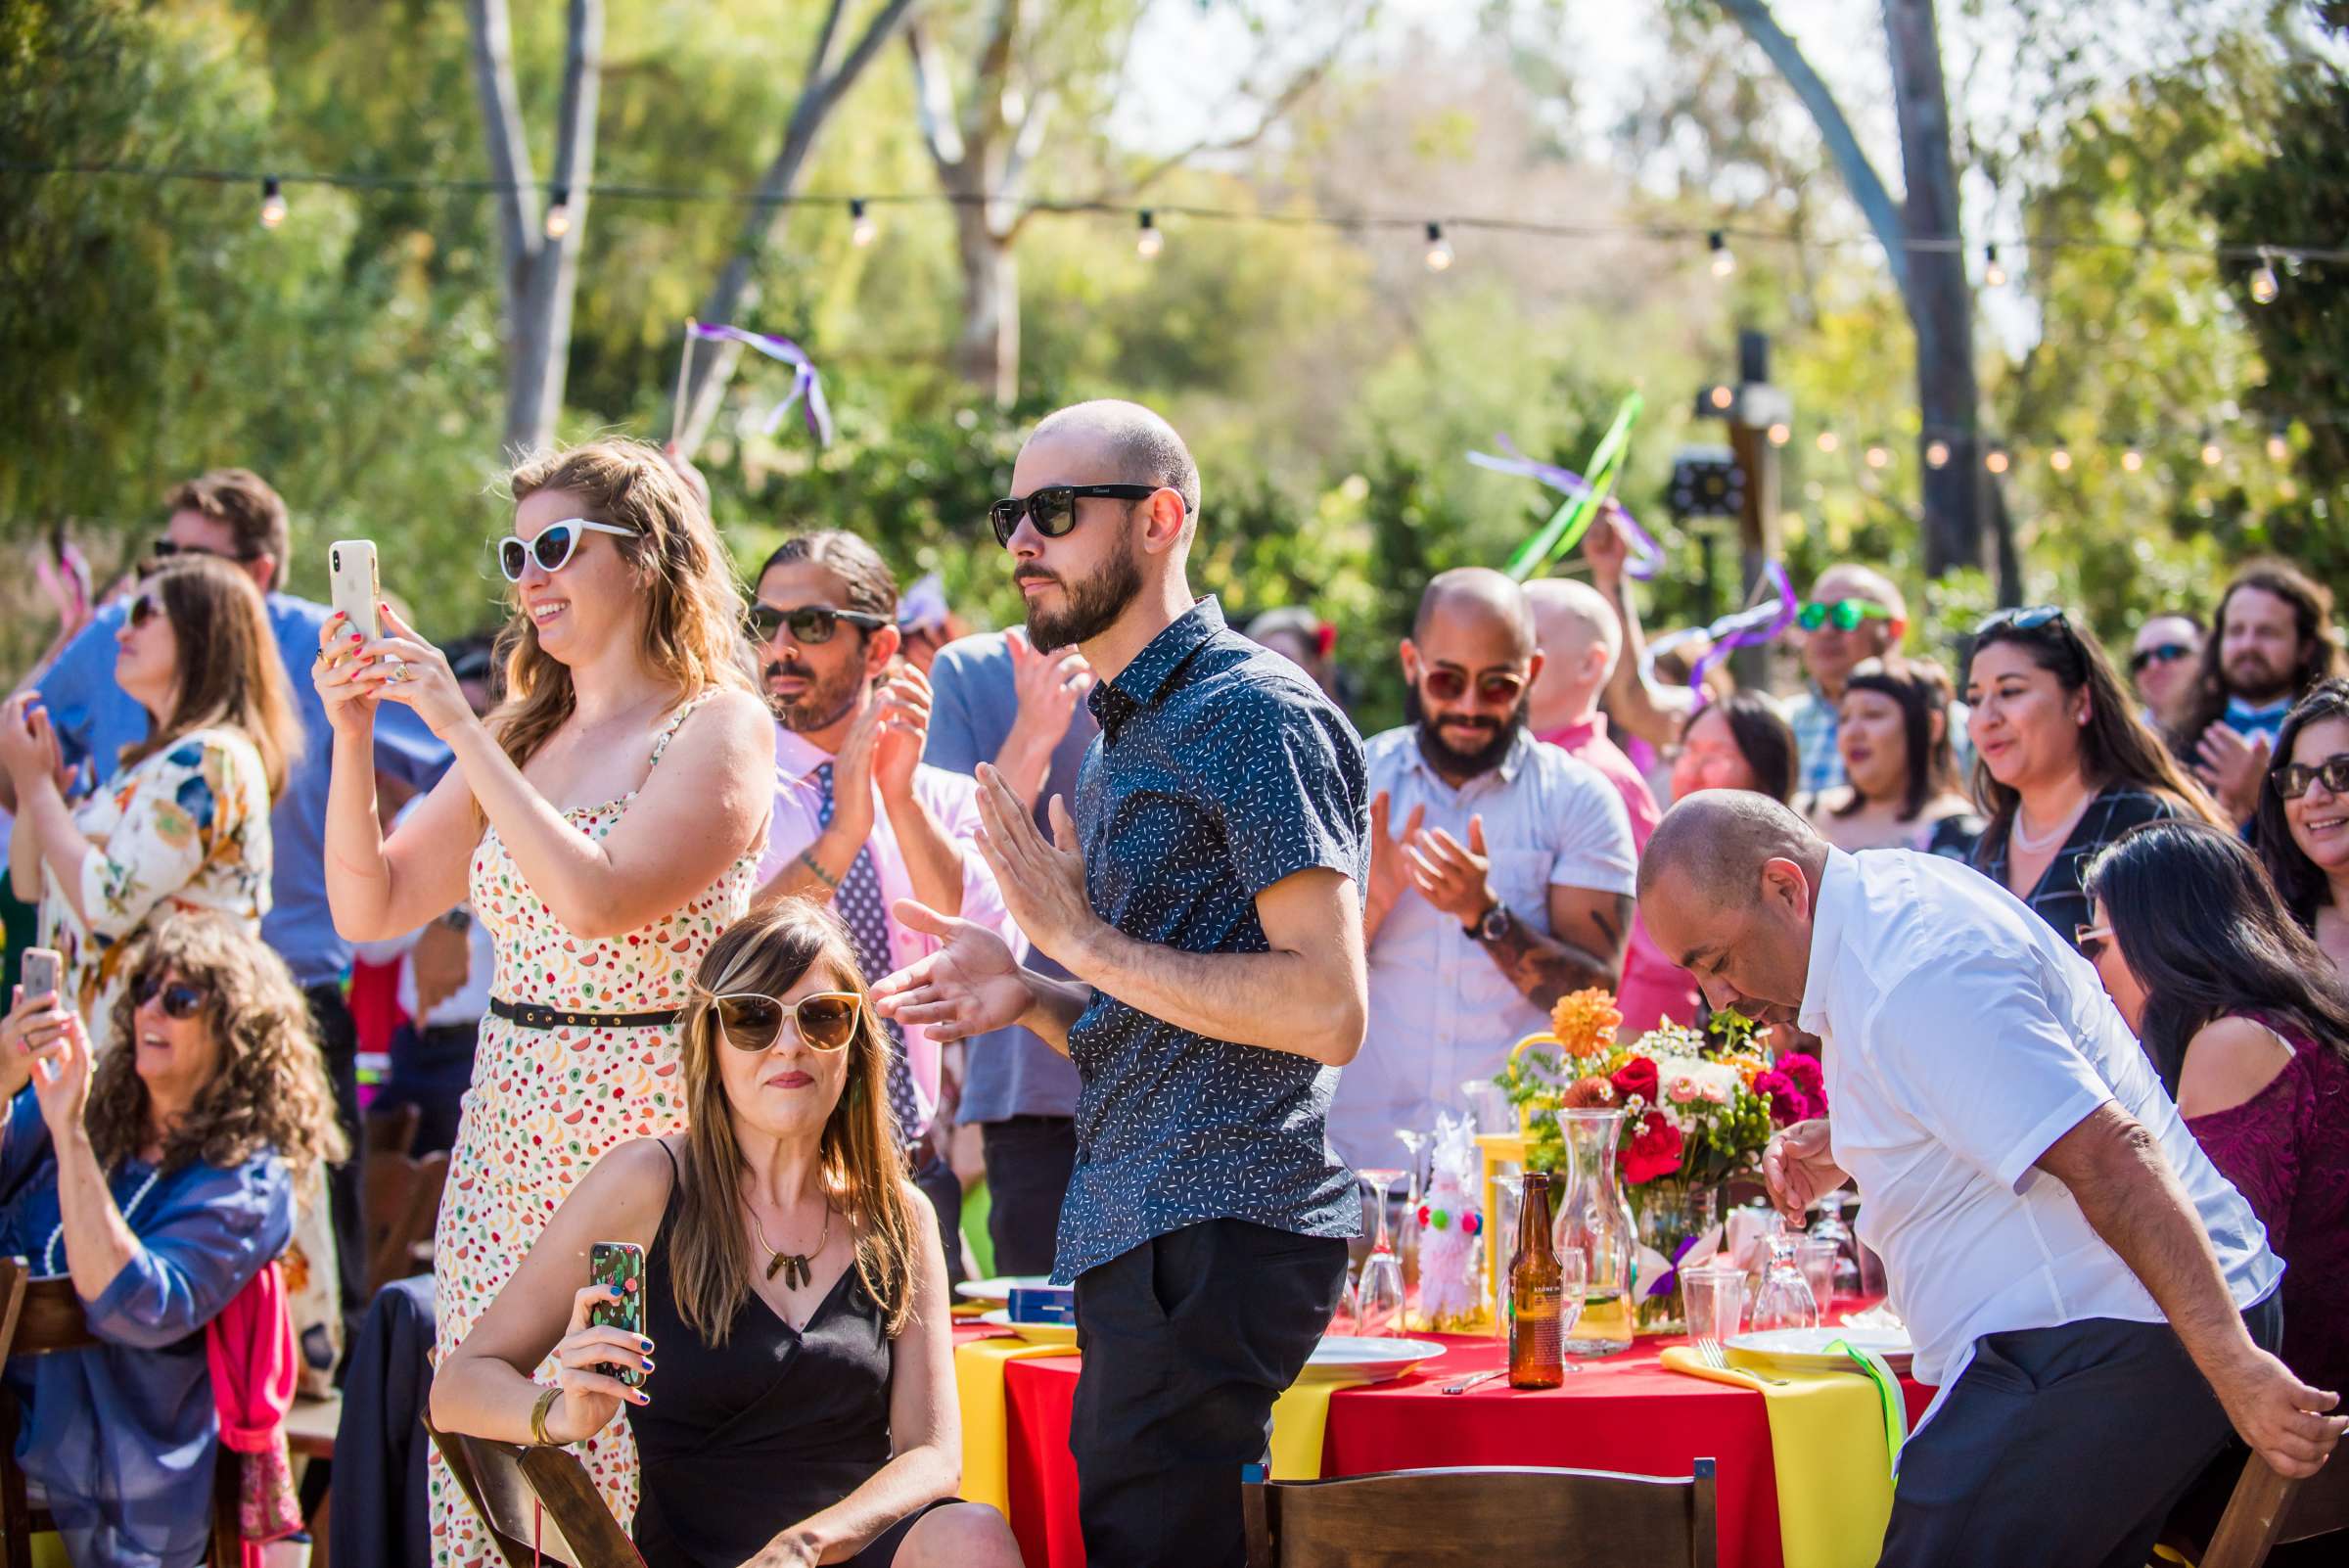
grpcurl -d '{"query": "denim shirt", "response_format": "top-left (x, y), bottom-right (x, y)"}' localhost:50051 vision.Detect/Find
top-left (1053, 599), bottom-right (1370, 1282)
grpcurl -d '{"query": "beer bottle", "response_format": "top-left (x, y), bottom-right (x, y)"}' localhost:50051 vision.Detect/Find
top-left (1509, 1171), bottom-right (1566, 1389)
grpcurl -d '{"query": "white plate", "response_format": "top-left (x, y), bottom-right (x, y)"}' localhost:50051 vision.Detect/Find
top-left (955, 1275), bottom-right (1054, 1305)
top-left (977, 1309), bottom-right (1076, 1346)
top-left (1727, 1325), bottom-right (1912, 1372)
top-left (1300, 1336), bottom-right (1448, 1383)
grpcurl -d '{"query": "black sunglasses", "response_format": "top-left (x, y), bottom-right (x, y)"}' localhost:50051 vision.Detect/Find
top-left (714, 992), bottom-right (862, 1052)
top-left (2274, 755), bottom-right (2349, 802)
top-left (133, 974), bottom-right (208, 1020)
top-left (747, 603), bottom-right (890, 645)
top-left (1423, 668), bottom-right (1528, 705)
top-left (989, 484), bottom-right (1167, 548)
top-left (150, 539), bottom-right (257, 566)
top-left (126, 592), bottom-right (162, 629)
top-left (2130, 643), bottom-right (2193, 673)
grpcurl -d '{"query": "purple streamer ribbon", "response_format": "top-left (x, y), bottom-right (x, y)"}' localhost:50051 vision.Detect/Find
top-left (1465, 435), bottom-right (1666, 579)
top-left (1683, 562), bottom-right (1798, 706)
top-left (687, 323), bottom-right (834, 446)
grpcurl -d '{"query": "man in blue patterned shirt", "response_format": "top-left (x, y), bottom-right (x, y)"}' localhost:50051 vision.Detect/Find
top-left (875, 399), bottom-right (1369, 1568)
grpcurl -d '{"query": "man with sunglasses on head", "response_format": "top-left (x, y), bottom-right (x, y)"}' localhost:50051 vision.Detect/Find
top-left (2, 467), bottom-right (448, 1353)
top-left (1326, 569), bottom-right (1635, 1167)
top-left (870, 399), bottom-right (1370, 1568)
top-left (747, 531), bottom-right (1017, 1285)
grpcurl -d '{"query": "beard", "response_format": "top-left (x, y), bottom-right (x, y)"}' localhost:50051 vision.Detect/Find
top-left (2226, 651), bottom-right (2295, 704)
top-left (1406, 686), bottom-right (1529, 778)
top-left (767, 655), bottom-right (866, 733)
top-left (1022, 542), bottom-right (1144, 654)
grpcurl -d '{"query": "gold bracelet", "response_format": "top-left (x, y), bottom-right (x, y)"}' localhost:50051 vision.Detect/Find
top-left (529, 1385), bottom-right (563, 1447)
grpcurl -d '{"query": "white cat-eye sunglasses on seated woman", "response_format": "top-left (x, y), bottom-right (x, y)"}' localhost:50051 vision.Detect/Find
top-left (494, 518), bottom-right (642, 582)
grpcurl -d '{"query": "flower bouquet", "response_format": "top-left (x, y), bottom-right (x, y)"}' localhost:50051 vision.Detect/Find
top-left (1497, 989), bottom-right (1825, 1331)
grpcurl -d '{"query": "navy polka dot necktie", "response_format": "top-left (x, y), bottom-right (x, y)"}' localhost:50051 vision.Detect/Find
top-left (814, 761), bottom-right (923, 1147)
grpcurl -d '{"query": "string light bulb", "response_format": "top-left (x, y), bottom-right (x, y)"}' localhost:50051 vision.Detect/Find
top-left (1708, 230), bottom-right (1734, 278)
top-left (1864, 443), bottom-right (1890, 470)
top-left (850, 198), bottom-right (878, 248)
top-left (1767, 422), bottom-right (1790, 447)
top-left (2267, 425), bottom-right (2289, 462)
top-left (1423, 221), bottom-right (1453, 272)
top-left (1815, 431), bottom-right (1839, 454)
top-left (1135, 209), bottom-right (1163, 259)
top-left (1707, 385), bottom-right (1734, 412)
top-left (2249, 251), bottom-right (2280, 305)
top-left (1925, 439), bottom-right (1951, 470)
top-left (2122, 447), bottom-right (2143, 473)
top-left (1985, 446), bottom-right (2010, 475)
top-left (258, 175), bottom-right (287, 229)
top-left (2200, 434), bottom-right (2224, 467)
top-left (542, 187), bottom-right (572, 241)
top-left (2049, 446), bottom-right (2073, 474)
top-left (1983, 244), bottom-right (2006, 288)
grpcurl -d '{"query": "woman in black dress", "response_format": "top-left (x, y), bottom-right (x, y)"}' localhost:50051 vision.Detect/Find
top-left (432, 901), bottom-right (1021, 1568)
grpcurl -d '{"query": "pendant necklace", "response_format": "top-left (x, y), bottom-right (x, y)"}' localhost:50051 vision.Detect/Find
top-left (748, 1196), bottom-right (832, 1288)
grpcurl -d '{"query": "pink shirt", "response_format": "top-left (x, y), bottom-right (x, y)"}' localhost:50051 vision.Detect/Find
top-left (1539, 714), bottom-right (1700, 1033)
top-left (760, 725), bottom-right (1023, 1134)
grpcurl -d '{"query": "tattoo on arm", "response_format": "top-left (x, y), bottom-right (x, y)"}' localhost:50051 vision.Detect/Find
top-left (1477, 899), bottom-right (1628, 1011)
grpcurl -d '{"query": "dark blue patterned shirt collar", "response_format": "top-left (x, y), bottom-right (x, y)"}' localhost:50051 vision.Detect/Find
top-left (1088, 597), bottom-right (1227, 742)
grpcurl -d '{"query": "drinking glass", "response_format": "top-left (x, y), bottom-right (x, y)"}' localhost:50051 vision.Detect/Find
top-left (1681, 1262), bottom-right (1747, 1362)
top-left (1460, 1079), bottom-right (1513, 1135)
top-left (1490, 1171), bottom-right (1524, 1339)
top-left (1809, 1191), bottom-right (1866, 1307)
top-left (1750, 1221), bottom-right (1820, 1332)
top-left (1556, 1242), bottom-right (1589, 1351)
top-left (1355, 1168), bottom-right (1407, 1338)
top-left (1396, 1130), bottom-right (1429, 1289)
top-left (1798, 1238), bottom-right (1840, 1318)
top-left (1329, 1265), bottom-right (1360, 1336)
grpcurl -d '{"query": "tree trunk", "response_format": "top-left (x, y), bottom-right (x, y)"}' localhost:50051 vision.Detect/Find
top-left (950, 205), bottom-right (1020, 406)
top-left (1883, 0), bottom-right (1986, 576)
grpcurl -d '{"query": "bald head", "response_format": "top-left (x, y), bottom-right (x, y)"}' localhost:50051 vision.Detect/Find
top-left (1639, 791), bottom-right (1823, 913)
top-left (1026, 399), bottom-right (1201, 520)
top-left (1414, 568), bottom-right (1536, 653)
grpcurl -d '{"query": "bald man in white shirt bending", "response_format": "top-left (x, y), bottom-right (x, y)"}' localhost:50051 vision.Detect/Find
top-left (1639, 792), bottom-right (2339, 1568)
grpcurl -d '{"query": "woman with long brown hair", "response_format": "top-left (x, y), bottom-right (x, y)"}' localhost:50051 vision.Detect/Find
top-left (1963, 605), bottom-right (2218, 953)
top-left (313, 437), bottom-right (773, 1552)
top-left (2, 555), bottom-right (298, 1035)
top-left (0, 912), bottom-right (345, 1568)
top-left (433, 901), bottom-right (1020, 1568)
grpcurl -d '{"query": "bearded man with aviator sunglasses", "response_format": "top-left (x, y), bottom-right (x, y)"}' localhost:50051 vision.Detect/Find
top-left (1324, 568), bottom-right (1636, 1168)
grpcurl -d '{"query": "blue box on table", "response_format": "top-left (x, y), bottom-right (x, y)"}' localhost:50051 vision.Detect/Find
top-left (1007, 1285), bottom-right (1076, 1324)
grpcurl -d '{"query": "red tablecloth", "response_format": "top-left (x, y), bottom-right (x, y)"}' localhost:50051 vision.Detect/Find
top-left (992, 1333), bottom-right (1933, 1568)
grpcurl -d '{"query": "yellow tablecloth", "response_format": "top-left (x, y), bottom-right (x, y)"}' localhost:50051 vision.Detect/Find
top-left (1660, 1346), bottom-right (1896, 1568)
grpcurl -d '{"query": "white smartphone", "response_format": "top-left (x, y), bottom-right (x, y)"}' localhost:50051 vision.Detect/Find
top-left (22, 947), bottom-right (63, 1006)
top-left (328, 540), bottom-right (382, 642)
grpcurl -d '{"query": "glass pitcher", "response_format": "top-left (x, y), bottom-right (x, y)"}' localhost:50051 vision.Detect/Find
top-left (1550, 1108), bottom-right (1636, 1356)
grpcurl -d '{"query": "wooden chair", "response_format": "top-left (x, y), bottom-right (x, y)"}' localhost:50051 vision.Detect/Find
top-left (0, 1262), bottom-right (243, 1568)
top-left (1242, 1459), bottom-right (1718, 1568)
top-left (363, 1144), bottom-right (450, 1297)
top-left (363, 1101), bottom-right (422, 1159)
top-left (2172, 1448), bottom-right (2349, 1568)
top-left (423, 1417), bottom-right (644, 1568)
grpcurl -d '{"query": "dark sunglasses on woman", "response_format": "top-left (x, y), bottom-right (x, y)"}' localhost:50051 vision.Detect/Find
top-left (2273, 756), bottom-right (2349, 802)
top-left (714, 992), bottom-right (862, 1052)
top-left (2129, 643), bottom-right (2194, 673)
top-left (746, 603), bottom-right (890, 646)
top-left (495, 518), bottom-right (642, 582)
top-left (133, 974), bottom-right (209, 1020)
top-left (125, 593), bottom-right (162, 629)
top-left (1422, 668), bottom-right (1528, 705)
top-left (989, 484), bottom-right (1168, 548)
top-left (2073, 923), bottom-right (2114, 963)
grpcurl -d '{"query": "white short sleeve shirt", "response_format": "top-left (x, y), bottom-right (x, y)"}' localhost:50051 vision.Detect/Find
top-left (1327, 727), bottom-right (1636, 1167)
top-left (1797, 848), bottom-right (2280, 1426)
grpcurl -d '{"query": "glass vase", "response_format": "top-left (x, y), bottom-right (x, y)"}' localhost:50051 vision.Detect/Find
top-left (1633, 1182), bottom-right (1721, 1334)
top-left (1550, 1108), bottom-right (1636, 1356)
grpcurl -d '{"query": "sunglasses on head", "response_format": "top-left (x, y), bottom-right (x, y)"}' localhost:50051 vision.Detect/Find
top-left (989, 484), bottom-right (1168, 549)
top-left (713, 991), bottom-right (862, 1052)
top-left (1797, 599), bottom-right (1893, 632)
top-left (2073, 924), bottom-right (2114, 963)
top-left (2130, 643), bottom-right (2193, 673)
top-left (747, 603), bottom-right (890, 646)
top-left (1422, 668), bottom-right (1528, 705)
top-left (133, 974), bottom-right (208, 1020)
top-left (495, 519), bottom-right (642, 582)
top-left (2273, 754), bottom-right (2349, 802)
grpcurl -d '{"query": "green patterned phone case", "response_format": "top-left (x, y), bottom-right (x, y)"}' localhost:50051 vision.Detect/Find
top-left (588, 1241), bottom-right (646, 1389)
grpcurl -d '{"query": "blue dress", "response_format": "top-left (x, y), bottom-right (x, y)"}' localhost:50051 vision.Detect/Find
top-left (0, 1089), bottom-right (291, 1568)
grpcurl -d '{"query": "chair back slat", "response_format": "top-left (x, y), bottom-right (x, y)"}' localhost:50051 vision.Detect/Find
top-left (364, 1148), bottom-right (449, 1297)
top-left (1246, 1461), bottom-right (1717, 1568)
top-left (2188, 1449), bottom-right (2349, 1568)
top-left (423, 1421), bottom-right (641, 1568)
top-left (11, 1276), bottom-right (97, 1357)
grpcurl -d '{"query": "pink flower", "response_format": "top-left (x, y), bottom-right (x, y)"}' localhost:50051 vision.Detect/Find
top-left (1753, 1069), bottom-right (1809, 1127)
top-left (1666, 1076), bottom-right (1700, 1104)
top-left (1700, 1080), bottom-right (1729, 1104)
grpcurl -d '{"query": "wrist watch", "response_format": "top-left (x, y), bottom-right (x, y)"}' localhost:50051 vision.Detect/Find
top-left (1466, 901), bottom-right (1511, 944)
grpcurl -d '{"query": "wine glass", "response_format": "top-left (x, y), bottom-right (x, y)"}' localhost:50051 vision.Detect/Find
top-left (1751, 1219), bottom-right (1820, 1333)
top-left (1395, 1130), bottom-right (1430, 1291)
top-left (1809, 1191), bottom-right (1865, 1309)
top-left (1354, 1168), bottom-right (1407, 1337)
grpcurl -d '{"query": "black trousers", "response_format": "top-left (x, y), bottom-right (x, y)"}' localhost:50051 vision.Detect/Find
top-left (913, 1151), bottom-right (965, 1291)
top-left (303, 982), bottom-right (368, 1360)
top-left (377, 1018), bottom-right (480, 1155)
top-left (1880, 1291), bottom-right (2284, 1568)
top-left (1072, 1220), bottom-right (1348, 1568)
top-left (980, 1115), bottom-right (1077, 1277)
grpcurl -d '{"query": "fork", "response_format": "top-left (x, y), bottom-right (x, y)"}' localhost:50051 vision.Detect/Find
top-left (1700, 1337), bottom-right (1787, 1385)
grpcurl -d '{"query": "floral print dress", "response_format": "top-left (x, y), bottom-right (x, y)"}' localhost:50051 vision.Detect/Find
top-left (39, 727), bottom-right (272, 1041)
top-left (429, 696), bottom-right (760, 1565)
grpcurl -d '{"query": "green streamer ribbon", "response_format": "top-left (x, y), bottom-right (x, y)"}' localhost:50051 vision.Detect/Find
top-left (1501, 392), bottom-right (1643, 581)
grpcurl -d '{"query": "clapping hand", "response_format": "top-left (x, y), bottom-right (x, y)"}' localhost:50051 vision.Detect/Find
top-left (1404, 814), bottom-right (1497, 929)
top-left (870, 664), bottom-right (935, 807)
top-left (1007, 628), bottom-right (1093, 734)
top-left (1365, 791), bottom-right (1426, 930)
top-left (1582, 499), bottom-right (1634, 588)
top-left (0, 693), bottom-right (62, 791)
top-left (970, 762), bottom-right (1096, 966)
top-left (2193, 722), bottom-right (2270, 823)
top-left (871, 899), bottom-right (1035, 1043)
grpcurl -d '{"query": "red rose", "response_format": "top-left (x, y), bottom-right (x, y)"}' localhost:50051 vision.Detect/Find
top-left (1752, 1068), bottom-right (1808, 1128)
top-left (1609, 1055), bottom-right (1660, 1108)
top-left (1778, 1053), bottom-right (1825, 1112)
top-left (1619, 1110), bottom-right (1684, 1184)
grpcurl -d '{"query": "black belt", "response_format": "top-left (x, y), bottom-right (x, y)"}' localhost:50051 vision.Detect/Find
top-left (488, 997), bottom-right (683, 1032)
